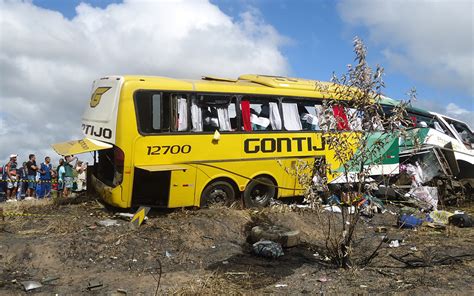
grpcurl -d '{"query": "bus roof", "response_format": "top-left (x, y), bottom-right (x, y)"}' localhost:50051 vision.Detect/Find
top-left (380, 96), bottom-right (430, 115)
top-left (119, 74), bottom-right (354, 100)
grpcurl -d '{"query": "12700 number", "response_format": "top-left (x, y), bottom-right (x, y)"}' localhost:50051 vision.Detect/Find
top-left (147, 145), bottom-right (191, 155)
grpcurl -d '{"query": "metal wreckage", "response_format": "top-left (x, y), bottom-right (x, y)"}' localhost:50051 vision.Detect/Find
top-left (373, 97), bottom-right (474, 210)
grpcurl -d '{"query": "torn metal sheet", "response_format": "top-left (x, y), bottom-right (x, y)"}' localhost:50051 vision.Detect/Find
top-left (21, 281), bottom-right (42, 291)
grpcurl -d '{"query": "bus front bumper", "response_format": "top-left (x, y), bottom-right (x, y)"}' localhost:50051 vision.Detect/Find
top-left (91, 174), bottom-right (127, 208)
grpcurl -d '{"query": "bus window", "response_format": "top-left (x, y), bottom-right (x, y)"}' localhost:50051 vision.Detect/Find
top-left (346, 108), bottom-right (363, 131)
top-left (135, 91), bottom-right (170, 133)
top-left (152, 94), bottom-right (161, 130)
top-left (407, 112), bottom-right (454, 137)
top-left (282, 99), bottom-right (325, 131)
top-left (241, 97), bottom-right (282, 131)
top-left (192, 94), bottom-right (236, 132)
top-left (282, 102), bottom-right (302, 131)
top-left (444, 118), bottom-right (474, 149)
top-left (171, 94), bottom-right (189, 132)
top-left (298, 101), bottom-right (322, 131)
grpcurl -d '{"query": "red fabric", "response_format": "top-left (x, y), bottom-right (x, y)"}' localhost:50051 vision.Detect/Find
top-left (241, 100), bottom-right (252, 131)
top-left (410, 116), bottom-right (417, 127)
top-left (332, 105), bottom-right (349, 130)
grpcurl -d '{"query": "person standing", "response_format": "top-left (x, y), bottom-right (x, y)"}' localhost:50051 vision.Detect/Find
top-left (56, 159), bottom-right (65, 198)
top-left (37, 156), bottom-right (53, 199)
top-left (63, 155), bottom-right (77, 197)
top-left (75, 161), bottom-right (87, 192)
top-left (16, 162), bottom-right (28, 200)
top-left (25, 154), bottom-right (38, 199)
top-left (5, 154), bottom-right (18, 202)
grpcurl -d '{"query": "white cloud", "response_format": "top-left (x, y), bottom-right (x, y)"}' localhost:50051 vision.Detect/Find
top-left (414, 100), bottom-right (474, 127)
top-left (338, 0), bottom-right (474, 96)
top-left (0, 0), bottom-right (288, 164)
top-left (446, 103), bottom-right (470, 116)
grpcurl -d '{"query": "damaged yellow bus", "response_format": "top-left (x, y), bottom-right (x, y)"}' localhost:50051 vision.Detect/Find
top-left (52, 75), bottom-right (397, 209)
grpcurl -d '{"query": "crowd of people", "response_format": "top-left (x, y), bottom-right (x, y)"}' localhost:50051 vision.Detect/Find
top-left (0, 153), bottom-right (88, 202)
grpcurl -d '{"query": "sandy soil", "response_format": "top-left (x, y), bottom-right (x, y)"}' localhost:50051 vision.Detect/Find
top-left (0, 196), bottom-right (473, 295)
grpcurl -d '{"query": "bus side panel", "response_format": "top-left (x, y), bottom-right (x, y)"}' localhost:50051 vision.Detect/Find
top-left (272, 159), bottom-right (295, 197)
top-left (194, 163), bottom-right (244, 206)
top-left (168, 167), bottom-right (198, 207)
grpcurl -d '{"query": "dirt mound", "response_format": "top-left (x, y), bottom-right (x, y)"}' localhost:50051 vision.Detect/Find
top-left (1, 199), bottom-right (473, 294)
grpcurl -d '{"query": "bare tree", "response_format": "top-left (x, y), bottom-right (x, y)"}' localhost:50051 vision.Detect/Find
top-left (284, 37), bottom-right (414, 268)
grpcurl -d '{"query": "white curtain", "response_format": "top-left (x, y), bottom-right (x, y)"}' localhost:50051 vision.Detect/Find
top-left (282, 103), bottom-right (302, 131)
top-left (191, 99), bottom-right (203, 132)
top-left (217, 107), bottom-right (232, 131)
top-left (301, 113), bottom-right (320, 130)
top-left (347, 108), bottom-right (363, 131)
top-left (177, 98), bottom-right (188, 131)
top-left (269, 102), bottom-right (282, 130)
top-left (250, 114), bottom-right (270, 130)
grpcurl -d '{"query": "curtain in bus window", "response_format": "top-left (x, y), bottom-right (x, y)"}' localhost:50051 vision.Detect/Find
top-left (177, 98), bottom-right (188, 131)
top-left (371, 116), bottom-right (385, 131)
top-left (217, 107), bottom-right (232, 131)
top-left (250, 114), bottom-right (270, 130)
top-left (191, 98), bottom-right (203, 132)
top-left (301, 113), bottom-right (320, 130)
top-left (269, 102), bottom-right (282, 130)
top-left (347, 108), bottom-right (363, 131)
top-left (282, 103), bottom-right (302, 131)
top-left (315, 105), bottom-right (327, 130)
top-left (241, 100), bottom-right (252, 131)
top-left (332, 105), bottom-right (349, 130)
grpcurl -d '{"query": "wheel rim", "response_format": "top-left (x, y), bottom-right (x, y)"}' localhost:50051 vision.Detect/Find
top-left (250, 184), bottom-right (270, 203)
top-left (208, 187), bottom-right (230, 204)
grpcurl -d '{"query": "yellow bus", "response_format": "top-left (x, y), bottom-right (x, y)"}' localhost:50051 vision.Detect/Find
top-left (52, 74), bottom-right (397, 208)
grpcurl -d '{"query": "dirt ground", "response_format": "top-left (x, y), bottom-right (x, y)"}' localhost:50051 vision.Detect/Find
top-left (0, 195), bottom-right (473, 295)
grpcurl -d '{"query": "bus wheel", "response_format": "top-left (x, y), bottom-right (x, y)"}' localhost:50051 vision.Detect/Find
top-left (244, 177), bottom-right (275, 208)
top-left (200, 180), bottom-right (236, 208)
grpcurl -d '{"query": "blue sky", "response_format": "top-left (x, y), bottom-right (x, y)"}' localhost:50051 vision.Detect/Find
top-left (32, 0), bottom-right (472, 113)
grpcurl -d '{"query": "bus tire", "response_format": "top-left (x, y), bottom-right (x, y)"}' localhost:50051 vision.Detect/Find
top-left (244, 176), bottom-right (275, 208)
top-left (249, 225), bottom-right (300, 248)
top-left (200, 180), bottom-right (236, 208)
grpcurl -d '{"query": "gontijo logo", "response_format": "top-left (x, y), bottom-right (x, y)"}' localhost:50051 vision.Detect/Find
top-left (90, 87), bottom-right (111, 108)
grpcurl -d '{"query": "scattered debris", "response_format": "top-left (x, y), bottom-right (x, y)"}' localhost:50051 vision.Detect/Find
top-left (389, 240), bottom-right (400, 248)
top-left (274, 283), bottom-right (288, 288)
top-left (115, 212), bottom-right (149, 222)
top-left (252, 240), bottom-right (284, 258)
top-left (398, 214), bottom-right (423, 229)
top-left (249, 225), bottom-right (300, 248)
top-left (86, 280), bottom-right (103, 291)
top-left (41, 276), bottom-right (60, 284)
top-left (323, 205), bottom-right (342, 213)
top-left (318, 276), bottom-right (330, 283)
top-left (449, 213), bottom-right (473, 228)
top-left (21, 281), bottom-right (42, 291)
top-left (96, 219), bottom-right (120, 227)
top-left (430, 210), bottom-right (453, 225)
top-left (130, 206), bottom-right (151, 228)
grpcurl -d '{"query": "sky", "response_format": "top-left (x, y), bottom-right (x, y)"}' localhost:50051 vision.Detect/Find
top-left (0, 0), bottom-right (473, 164)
